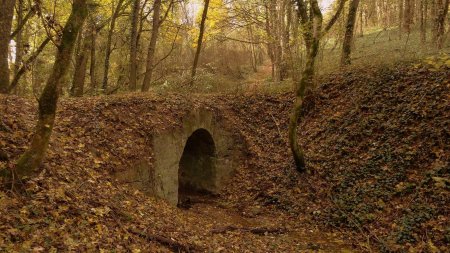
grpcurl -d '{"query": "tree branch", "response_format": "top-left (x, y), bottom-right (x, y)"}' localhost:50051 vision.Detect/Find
top-left (323, 0), bottom-right (346, 34)
top-left (10, 5), bottom-right (37, 39)
top-left (7, 37), bottom-right (51, 93)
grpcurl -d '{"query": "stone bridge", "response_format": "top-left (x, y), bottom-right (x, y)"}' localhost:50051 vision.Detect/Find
top-left (115, 106), bottom-right (243, 206)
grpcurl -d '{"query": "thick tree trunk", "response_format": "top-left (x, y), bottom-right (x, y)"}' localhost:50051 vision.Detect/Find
top-left (129, 0), bottom-right (140, 91)
top-left (141, 0), bottom-right (162, 92)
top-left (341, 0), bottom-right (360, 66)
top-left (13, 0), bottom-right (88, 179)
top-left (0, 0), bottom-right (16, 93)
top-left (190, 0), bottom-right (210, 86)
top-left (102, 0), bottom-right (124, 92)
top-left (71, 31), bottom-right (90, 97)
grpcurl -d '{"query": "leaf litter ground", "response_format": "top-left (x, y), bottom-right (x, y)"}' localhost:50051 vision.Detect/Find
top-left (0, 63), bottom-right (448, 252)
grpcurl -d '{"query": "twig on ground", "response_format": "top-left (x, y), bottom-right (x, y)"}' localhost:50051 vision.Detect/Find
top-left (269, 112), bottom-right (284, 143)
top-left (129, 228), bottom-right (197, 252)
top-left (211, 225), bottom-right (287, 235)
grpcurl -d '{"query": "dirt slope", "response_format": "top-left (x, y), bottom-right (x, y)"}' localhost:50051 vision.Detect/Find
top-left (0, 63), bottom-right (448, 252)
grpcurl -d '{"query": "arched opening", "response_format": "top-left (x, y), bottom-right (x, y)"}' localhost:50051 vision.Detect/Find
top-left (178, 128), bottom-right (216, 207)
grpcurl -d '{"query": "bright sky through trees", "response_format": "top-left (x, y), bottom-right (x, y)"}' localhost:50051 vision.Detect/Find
top-left (320, 0), bottom-right (335, 12)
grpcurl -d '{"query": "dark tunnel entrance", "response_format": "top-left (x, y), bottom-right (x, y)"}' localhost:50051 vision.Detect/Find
top-left (178, 129), bottom-right (217, 207)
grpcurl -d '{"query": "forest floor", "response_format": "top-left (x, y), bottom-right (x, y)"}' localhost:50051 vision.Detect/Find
top-left (0, 56), bottom-right (449, 252)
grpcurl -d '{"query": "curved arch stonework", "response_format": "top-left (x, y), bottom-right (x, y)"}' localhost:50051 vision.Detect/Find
top-left (152, 107), bottom-right (240, 205)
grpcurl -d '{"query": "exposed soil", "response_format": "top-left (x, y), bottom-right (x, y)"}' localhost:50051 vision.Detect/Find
top-left (0, 62), bottom-right (448, 252)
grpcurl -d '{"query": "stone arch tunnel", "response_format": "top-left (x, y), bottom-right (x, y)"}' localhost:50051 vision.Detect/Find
top-left (117, 107), bottom-right (242, 206)
top-left (178, 128), bottom-right (217, 204)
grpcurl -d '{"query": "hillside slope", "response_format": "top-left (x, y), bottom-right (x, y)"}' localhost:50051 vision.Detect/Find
top-left (0, 63), bottom-right (448, 252)
top-left (217, 64), bottom-right (449, 251)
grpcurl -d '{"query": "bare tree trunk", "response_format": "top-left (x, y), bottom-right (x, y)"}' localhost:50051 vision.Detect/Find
top-left (290, 0), bottom-right (345, 172)
top-left (404, 0), bottom-right (413, 33)
top-left (435, 0), bottom-right (449, 48)
top-left (341, 0), bottom-right (360, 66)
top-left (13, 0), bottom-right (88, 180)
top-left (247, 26), bottom-right (257, 72)
top-left (265, 4), bottom-right (275, 79)
top-left (274, 0), bottom-right (284, 82)
top-left (359, 7), bottom-right (364, 36)
top-left (283, 0), bottom-right (292, 79)
top-left (129, 0), bottom-right (140, 91)
top-left (90, 23), bottom-right (97, 92)
top-left (0, 0), bottom-right (16, 93)
top-left (399, 0), bottom-right (404, 39)
top-left (102, 0), bottom-right (124, 92)
top-left (15, 0), bottom-right (24, 76)
top-left (289, 40), bottom-right (319, 171)
top-left (288, 5), bottom-right (301, 84)
top-left (190, 0), bottom-right (210, 86)
top-left (71, 30), bottom-right (90, 97)
top-left (289, 0), bottom-right (322, 172)
top-left (141, 0), bottom-right (162, 92)
top-left (420, 0), bottom-right (428, 43)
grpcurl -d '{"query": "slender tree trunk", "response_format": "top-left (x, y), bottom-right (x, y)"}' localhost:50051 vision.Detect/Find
top-left (341, 0), bottom-right (360, 66)
top-left (129, 0), bottom-right (140, 91)
top-left (71, 30), bottom-right (90, 97)
top-left (435, 0), bottom-right (449, 48)
top-left (290, 0), bottom-right (344, 172)
top-left (404, 0), bottom-right (412, 33)
top-left (13, 0), bottom-right (88, 180)
top-left (15, 0), bottom-right (24, 76)
top-left (265, 5), bottom-right (275, 79)
top-left (247, 26), bottom-right (257, 72)
top-left (359, 7), bottom-right (364, 36)
top-left (282, 0), bottom-right (292, 79)
top-left (273, 0), bottom-right (283, 82)
top-left (431, 0), bottom-right (437, 41)
top-left (0, 0), bottom-right (16, 93)
top-left (141, 0), bottom-right (162, 92)
top-left (399, 0), bottom-right (404, 39)
top-left (289, 39), bottom-right (319, 172)
top-left (102, 0), bottom-right (124, 92)
top-left (190, 0), bottom-right (210, 85)
top-left (90, 24), bottom-right (97, 91)
top-left (289, 0), bottom-right (322, 172)
top-left (420, 0), bottom-right (428, 43)
top-left (288, 6), bottom-right (301, 83)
